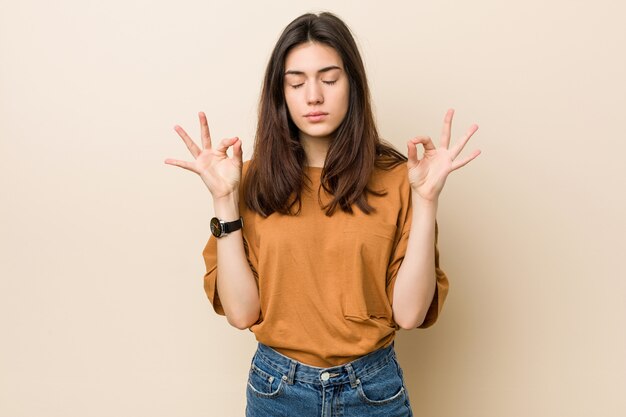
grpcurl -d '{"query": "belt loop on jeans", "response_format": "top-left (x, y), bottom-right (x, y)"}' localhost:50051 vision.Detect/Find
top-left (286, 360), bottom-right (297, 385)
top-left (344, 363), bottom-right (359, 389)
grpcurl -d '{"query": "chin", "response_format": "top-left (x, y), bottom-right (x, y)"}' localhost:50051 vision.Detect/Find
top-left (298, 125), bottom-right (338, 139)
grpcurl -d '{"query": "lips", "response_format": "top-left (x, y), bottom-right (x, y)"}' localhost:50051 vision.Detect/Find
top-left (304, 112), bottom-right (328, 122)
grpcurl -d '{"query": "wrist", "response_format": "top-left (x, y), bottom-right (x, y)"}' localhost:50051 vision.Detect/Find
top-left (411, 191), bottom-right (439, 209)
top-left (213, 192), bottom-right (240, 220)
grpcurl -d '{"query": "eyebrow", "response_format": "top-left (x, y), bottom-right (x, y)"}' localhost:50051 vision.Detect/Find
top-left (284, 65), bottom-right (342, 76)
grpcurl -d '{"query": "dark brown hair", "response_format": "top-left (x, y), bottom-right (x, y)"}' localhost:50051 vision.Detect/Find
top-left (245, 12), bottom-right (407, 217)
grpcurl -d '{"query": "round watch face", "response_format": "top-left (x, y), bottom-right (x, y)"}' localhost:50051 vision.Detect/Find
top-left (210, 217), bottom-right (222, 237)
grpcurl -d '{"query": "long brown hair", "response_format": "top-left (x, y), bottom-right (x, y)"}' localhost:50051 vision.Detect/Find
top-left (245, 12), bottom-right (407, 217)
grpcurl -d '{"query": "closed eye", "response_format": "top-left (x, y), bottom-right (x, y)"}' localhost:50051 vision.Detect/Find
top-left (290, 80), bottom-right (337, 89)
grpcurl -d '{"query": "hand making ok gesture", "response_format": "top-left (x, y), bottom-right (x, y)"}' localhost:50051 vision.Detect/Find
top-left (407, 109), bottom-right (481, 202)
top-left (164, 112), bottom-right (243, 199)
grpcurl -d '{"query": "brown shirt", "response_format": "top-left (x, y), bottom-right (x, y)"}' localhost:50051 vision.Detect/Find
top-left (203, 161), bottom-right (449, 367)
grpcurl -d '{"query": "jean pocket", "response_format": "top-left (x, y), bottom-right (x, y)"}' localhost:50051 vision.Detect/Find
top-left (356, 357), bottom-right (407, 405)
top-left (247, 361), bottom-right (286, 399)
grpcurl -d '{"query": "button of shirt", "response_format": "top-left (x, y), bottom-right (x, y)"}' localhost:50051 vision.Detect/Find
top-left (320, 372), bottom-right (330, 381)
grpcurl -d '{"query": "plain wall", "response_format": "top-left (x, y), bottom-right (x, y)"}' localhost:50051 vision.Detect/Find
top-left (1, 0), bottom-right (625, 416)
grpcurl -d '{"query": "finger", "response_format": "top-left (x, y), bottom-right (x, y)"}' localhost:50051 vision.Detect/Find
top-left (173, 125), bottom-right (201, 158)
top-left (407, 139), bottom-right (419, 166)
top-left (450, 124), bottom-right (479, 160)
top-left (451, 149), bottom-right (481, 171)
top-left (164, 158), bottom-right (198, 174)
top-left (215, 137), bottom-right (239, 155)
top-left (440, 108), bottom-right (454, 149)
top-left (199, 112), bottom-right (212, 150)
top-left (410, 136), bottom-right (437, 152)
top-left (232, 138), bottom-right (243, 165)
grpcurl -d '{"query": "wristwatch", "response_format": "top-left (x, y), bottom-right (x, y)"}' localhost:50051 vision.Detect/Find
top-left (210, 217), bottom-right (244, 238)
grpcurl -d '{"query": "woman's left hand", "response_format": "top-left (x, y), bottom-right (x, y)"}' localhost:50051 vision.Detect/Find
top-left (407, 108), bottom-right (481, 202)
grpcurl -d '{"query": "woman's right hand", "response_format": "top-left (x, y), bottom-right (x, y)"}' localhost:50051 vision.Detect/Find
top-left (164, 112), bottom-right (243, 199)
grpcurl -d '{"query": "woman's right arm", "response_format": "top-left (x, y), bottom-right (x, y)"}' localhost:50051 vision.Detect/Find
top-left (165, 112), bottom-right (260, 330)
top-left (211, 193), bottom-right (260, 329)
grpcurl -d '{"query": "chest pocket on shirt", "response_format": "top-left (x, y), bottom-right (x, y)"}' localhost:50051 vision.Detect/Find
top-left (341, 222), bottom-right (397, 322)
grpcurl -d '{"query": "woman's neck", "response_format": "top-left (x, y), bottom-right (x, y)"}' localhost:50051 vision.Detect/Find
top-left (300, 132), bottom-right (330, 168)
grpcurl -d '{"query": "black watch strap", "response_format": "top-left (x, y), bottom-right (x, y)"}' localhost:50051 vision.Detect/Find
top-left (222, 217), bottom-right (244, 234)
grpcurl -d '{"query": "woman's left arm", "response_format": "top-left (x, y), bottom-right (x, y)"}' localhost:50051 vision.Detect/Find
top-left (392, 109), bottom-right (481, 329)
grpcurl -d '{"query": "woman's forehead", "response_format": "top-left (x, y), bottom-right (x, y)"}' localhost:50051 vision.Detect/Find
top-left (284, 42), bottom-right (343, 74)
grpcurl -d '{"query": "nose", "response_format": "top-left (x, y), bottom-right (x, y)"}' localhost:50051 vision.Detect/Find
top-left (306, 82), bottom-right (324, 105)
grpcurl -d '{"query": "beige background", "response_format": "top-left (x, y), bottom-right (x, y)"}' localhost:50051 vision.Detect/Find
top-left (1, 0), bottom-right (625, 416)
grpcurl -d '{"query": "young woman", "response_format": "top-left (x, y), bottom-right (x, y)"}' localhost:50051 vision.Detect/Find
top-left (165, 12), bottom-right (479, 417)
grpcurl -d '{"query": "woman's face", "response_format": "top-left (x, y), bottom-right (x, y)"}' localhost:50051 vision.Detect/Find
top-left (283, 42), bottom-right (349, 141)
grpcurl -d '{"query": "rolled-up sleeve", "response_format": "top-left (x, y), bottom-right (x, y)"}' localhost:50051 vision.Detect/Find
top-left (202, 235), bottom-right (224, 315)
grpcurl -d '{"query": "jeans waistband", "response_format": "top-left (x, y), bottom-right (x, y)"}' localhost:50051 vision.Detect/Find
top-left (252, 342), bottom-right (397, 388)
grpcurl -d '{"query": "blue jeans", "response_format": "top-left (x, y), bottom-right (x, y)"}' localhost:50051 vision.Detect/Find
top-left (246, 341), bottom-right (413, 417)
